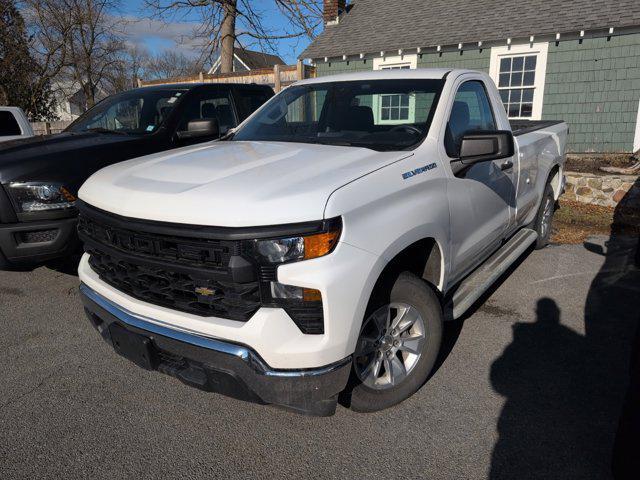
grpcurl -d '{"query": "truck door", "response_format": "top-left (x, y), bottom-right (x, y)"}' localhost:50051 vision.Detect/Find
top-left (444, 80), bottom-right (517, 282)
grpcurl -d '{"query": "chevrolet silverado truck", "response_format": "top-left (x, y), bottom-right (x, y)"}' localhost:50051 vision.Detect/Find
top-left (77, 69), bottom-right (567, 416)
top-left (0, 83), bottom-right (273, 270)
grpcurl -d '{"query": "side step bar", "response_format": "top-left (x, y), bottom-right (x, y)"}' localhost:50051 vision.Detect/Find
top-left (445, 228), bottom-right (538, 320)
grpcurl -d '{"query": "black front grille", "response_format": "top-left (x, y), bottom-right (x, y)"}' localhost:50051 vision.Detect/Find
top-left (78, 215), bottom-right (239, 271)
top-left (87, 248), bottom-right (261, 320)
top-left (78, 206), bottom-right (261, 321)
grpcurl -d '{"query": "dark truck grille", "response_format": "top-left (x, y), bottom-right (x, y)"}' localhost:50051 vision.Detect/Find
top-left (77, 215), bottom-right (238, 270)
top-left (77, 205), bottom-right (261, 321)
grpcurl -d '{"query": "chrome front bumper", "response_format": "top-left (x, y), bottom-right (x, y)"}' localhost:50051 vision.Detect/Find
top-left (80, 284), bottom-right (352, 416)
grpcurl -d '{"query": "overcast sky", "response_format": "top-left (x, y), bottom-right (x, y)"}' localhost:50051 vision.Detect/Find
top-left (119, 1), bottom-right (317, 64)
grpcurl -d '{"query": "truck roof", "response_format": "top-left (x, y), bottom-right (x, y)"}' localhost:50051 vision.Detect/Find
top-left (295, 68), bottom-right (476, 85)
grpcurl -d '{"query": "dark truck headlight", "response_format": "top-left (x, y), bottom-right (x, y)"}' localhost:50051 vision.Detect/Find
top-left (248, 217), bottom-right (341, 334)
top-left (6, 182), bottom-right (77, 212)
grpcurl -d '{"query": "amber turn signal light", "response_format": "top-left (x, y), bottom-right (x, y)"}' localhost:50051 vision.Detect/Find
top-left (302, 288), bottom-right (322, 302)
top-left (303, 229), bottom-right (341, 260)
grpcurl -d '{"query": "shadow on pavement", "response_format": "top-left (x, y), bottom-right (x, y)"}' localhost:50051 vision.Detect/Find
top-left (45, 253), bottom-right (81, 277)
top-left (607, 176), bottom-right (640, 479)
top-left (490, 176), bottom-right (640, 479)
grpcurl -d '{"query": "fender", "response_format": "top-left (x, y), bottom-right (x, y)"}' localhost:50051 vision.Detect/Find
top-left (324, 146), bottom-right (452, 339)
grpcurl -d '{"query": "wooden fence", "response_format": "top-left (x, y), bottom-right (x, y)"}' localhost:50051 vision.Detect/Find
top-left (31, 120), bottom-right (72, 136)
top-left (139, 62), bottom-right (316, 92)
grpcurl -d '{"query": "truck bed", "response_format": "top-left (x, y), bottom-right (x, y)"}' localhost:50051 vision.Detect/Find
top-left (510, 120), bottom-right (565, 137)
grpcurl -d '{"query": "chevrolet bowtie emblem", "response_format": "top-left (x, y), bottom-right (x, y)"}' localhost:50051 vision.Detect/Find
top-left (195, 286), bottom-right (216, 296)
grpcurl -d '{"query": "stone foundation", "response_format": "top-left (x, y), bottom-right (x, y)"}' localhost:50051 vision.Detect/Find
top-left (564, 171), bottom-right (640, 208)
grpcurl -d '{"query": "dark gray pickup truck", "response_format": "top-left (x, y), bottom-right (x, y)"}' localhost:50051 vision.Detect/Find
top-left (0, 83), bottom-right (273, 270)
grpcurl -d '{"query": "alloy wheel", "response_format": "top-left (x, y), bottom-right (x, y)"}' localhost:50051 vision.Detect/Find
top-left (541, 196), bottom-right (554, 239)
top-left (354, 302), bottom-right (426, 390)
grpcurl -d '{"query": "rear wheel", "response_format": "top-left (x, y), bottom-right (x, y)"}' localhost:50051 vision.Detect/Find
top-left (533, 182), bottom-right (556, 249)
top-left (349, 272), bottom-right (443, 412)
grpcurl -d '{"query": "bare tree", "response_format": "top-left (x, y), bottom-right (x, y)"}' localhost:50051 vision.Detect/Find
top-left (144, 0), bottom-right (324, 73)
top-left (25, 0), bottom-right (125, 108)
top-left (106, 44), bottom-right (150, 93)
top-left (67, 0), bottom-right (124, 106)
top-left (145, 50), bottom-right (203, 80)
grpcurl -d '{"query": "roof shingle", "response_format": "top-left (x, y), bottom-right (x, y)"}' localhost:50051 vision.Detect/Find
top-left (301, 0), bottom-right (640, 59)
top-left (236, 49), bottom-right (285, 69)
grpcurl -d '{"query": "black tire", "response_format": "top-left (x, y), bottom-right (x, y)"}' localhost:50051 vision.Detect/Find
top-left (533, 182), bottom-right (556, 249)
top-left (349, 272), bottom-right (443, 413)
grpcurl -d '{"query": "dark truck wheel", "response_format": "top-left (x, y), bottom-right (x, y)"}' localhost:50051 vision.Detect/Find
top-left (533, 182), bottom-right (556, 249)
top-left (349, 272), bottom-right (443, 412)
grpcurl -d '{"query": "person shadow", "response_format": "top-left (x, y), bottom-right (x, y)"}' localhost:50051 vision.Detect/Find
top-left (490, 175), bottom-right (640, 479)
top-left (489, 298), bottom-right (594, 479)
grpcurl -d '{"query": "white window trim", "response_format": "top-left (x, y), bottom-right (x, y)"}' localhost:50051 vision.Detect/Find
top-left (634, 98), bottom-right (640, 153)
top-left (489, 42), bottom-right (548, 121)
top-left (372, 54), bottom-right (418, 124)
top-left (372, 54), bottom-right (418, 70)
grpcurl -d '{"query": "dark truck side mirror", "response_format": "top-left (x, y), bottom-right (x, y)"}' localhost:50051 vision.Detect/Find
top-left (176, 118), bottom-right (220, 141)
top-left (451, 130), bottom-right (514, 175)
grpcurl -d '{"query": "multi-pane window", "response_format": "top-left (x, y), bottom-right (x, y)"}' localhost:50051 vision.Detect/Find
top-left (381, 94), bottom-right (410, 120)
top-left (498, 55), bottom-right (537, 118)
top-left (380, 65), bottom-right (411, 121)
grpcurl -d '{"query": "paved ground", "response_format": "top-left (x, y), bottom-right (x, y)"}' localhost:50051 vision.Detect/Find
top-left (0, 234), bottom-right (638, 480)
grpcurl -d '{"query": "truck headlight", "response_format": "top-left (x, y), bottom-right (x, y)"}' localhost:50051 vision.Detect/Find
top-left (253, 218), bottom-right (341, 264)
top-left (248, 217), bottom-right (342, 335)
top-left (6, 182), bottom-right (77, 212)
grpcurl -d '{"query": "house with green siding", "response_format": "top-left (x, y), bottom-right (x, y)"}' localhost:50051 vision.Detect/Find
top-left (301, 0), bottom-right (640, 154)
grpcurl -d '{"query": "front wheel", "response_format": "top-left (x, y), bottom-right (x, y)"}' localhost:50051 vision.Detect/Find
top-left (349, 272), bottom-right (443, 412)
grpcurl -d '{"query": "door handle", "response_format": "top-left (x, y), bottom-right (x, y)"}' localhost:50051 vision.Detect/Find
top-left (500, 160), bottom-right (514, 171)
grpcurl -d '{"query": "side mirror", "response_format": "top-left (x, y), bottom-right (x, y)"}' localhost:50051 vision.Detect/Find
top-left (176, 118), bottom-right (219, 141)
top-left (457, 130), bottom-right (514, 165)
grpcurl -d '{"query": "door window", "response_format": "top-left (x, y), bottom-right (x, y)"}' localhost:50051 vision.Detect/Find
top-left (178, 90), bottom-right (237, 135)
top-left (233, 88), bottom-right (273, 122)
top-left (0, 111), bottom-right (22, 136)
top-left (445, 81), bottom-right (497, 157)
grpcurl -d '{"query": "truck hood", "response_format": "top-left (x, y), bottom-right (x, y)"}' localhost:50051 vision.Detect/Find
top-left (0, 131), bottom-right (148, 189)
top-left (79, 140), bottom-right (410, 226)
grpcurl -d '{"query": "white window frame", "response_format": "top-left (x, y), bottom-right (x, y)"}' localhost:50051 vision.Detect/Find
top-left (489, 42), bottom-right (548, 120)
top-left (372, 54), bottom-right (418, 124)
top-left (634, 98), bottom-right (640, 153)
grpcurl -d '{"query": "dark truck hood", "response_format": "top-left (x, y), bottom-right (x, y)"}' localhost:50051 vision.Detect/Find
top-left (0, 131), bottom-right (159, 194)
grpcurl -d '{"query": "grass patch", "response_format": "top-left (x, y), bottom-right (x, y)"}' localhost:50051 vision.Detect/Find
top-left (551, 199), bottom-right (640, 244)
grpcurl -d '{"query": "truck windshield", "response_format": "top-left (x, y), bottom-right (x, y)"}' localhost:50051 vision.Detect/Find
top-left (66, 89), bottom-right (188, 135)
top-left (232, 79), bottom-right (444, 151)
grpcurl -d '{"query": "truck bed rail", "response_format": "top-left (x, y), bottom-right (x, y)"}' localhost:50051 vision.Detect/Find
top-left (510, 120), bottom-right (565, 137)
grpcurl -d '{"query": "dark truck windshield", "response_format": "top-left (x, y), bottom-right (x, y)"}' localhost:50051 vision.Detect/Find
top-left (66, 89), bottom-right (188, 135)
top-left (232, 79), bottom-right (444, 151)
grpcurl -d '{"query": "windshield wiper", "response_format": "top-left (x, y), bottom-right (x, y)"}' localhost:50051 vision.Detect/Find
top-left (313, 138), bottom-right (376, 149)
top-left (314, 139), bottom-right (353, 146)
top-left (84, 127), bottom-right (129, 135)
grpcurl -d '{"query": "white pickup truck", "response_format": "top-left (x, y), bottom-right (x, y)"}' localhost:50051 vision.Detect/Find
top-left (77, 69), bottom-right (567, 416)
top-left (0, 107), bottom-right (34, 142)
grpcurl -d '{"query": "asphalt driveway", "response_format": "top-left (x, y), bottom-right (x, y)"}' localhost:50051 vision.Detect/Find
top-left (1, 234), bottom-right (638, 479)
